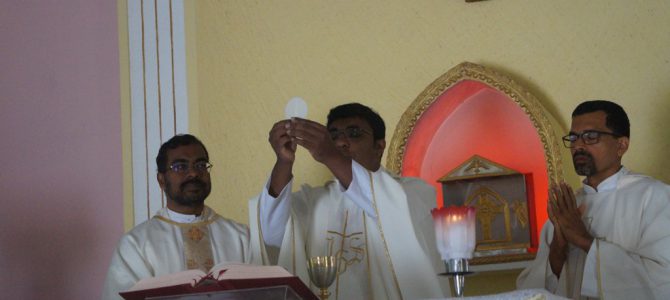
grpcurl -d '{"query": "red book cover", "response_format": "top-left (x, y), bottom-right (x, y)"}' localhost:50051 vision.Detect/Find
top-left (119, 264), bottom-right (318, 300)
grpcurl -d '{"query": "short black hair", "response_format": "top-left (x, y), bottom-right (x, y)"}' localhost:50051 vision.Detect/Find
top-left (156, 134), bottom-right (209, 173)
top-left (327, 103), bottom-right (385, 141)
top-left (572, 100), bottom-right (630, 138)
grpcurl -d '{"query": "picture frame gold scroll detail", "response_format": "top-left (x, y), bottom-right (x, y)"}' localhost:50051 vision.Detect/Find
top-left (439, 155), bottom-right (534, 264)
top-left (386, 62), bottom-right (567, 264)
top-left (386, 62), bottom-right (564, 184)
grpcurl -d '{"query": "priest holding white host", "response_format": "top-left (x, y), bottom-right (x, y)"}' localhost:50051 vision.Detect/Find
top-left (517, 100), bottom-right (670, 299)
top-left (249, 103), bottom-right (449, 299)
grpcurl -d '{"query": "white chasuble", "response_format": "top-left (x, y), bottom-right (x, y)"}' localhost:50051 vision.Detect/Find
top-left (250, 166), bottom-right (447, 300)
top-left (102, 206), bottom-right (256, 300)
top-left (517, 169), bottom-right (670, 299)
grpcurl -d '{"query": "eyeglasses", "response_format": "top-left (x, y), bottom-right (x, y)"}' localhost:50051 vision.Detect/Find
top-left (167, 161), bottom-right (213, 174)
top-left (329, 127), bottom-right (371, 140)
top-left (562, 130), bottom-right (621, 148)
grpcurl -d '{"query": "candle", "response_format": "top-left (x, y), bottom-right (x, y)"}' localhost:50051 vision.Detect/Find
top-left (431, 206), bottom-right (476, 260)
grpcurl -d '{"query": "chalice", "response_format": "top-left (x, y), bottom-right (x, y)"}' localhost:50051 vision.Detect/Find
top-left (306, 256), bottom-right (337, 300)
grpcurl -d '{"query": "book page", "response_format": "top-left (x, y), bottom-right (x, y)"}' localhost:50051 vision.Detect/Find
top-left (125, 263), bottom-right (294, 293)
top-left (211, 262), bottom-right (293, 280)
top-left (126, 269), bottom-right (206, 291)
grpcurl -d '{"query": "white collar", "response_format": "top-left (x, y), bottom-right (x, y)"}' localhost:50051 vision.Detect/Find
top-left (582, 166), bottom-right (627, 194)
top-left (165, 207), bottom-right (203, 223)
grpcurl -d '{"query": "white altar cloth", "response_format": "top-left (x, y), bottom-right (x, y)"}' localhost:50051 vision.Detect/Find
top-left (424, 288), bottom-right (569, 300)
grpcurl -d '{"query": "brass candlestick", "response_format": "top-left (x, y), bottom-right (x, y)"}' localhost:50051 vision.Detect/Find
top-left (306, 256), bottom-right (337, 300)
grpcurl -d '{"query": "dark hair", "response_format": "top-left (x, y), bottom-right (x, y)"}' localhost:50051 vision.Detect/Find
top-left (156, 134), bottom-right (209, 173)
top-left (572, 100), bottom-right (630, 138)
top-left (327, 103), bottom-right (385, 141)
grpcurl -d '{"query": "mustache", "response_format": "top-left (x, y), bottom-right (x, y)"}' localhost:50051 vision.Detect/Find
top-left (180, 179), bottom-right (206, 190)
top-left (572, 150), bottom-right (593, 160)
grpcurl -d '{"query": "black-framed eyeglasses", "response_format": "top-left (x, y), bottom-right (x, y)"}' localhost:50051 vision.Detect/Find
top-left (329, 127), bottom-right (371, 140)
top-left (562, 130), bottom-right (621, 148)
top-left (167, 161), bottom-right (213, 174)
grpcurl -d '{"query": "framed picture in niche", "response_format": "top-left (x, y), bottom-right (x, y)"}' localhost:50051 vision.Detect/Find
top-left (438, 155), bottom-right (537, 264)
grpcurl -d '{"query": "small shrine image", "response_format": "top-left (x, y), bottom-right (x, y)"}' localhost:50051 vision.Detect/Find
top-left (438, 155), bottom-right (536, 264)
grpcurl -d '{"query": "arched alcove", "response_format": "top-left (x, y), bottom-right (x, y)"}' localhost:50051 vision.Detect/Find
top-left (387, 62), bottom-right (566, 259)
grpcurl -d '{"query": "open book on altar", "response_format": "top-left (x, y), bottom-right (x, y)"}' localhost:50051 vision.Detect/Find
top-left (119, 263), bottom-right (318, 300)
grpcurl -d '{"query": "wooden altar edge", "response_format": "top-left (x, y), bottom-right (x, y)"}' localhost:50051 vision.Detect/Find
top-left (120, 277), bottom-right (318, 300)
top-left (470, 253), bottom-right (536, 265)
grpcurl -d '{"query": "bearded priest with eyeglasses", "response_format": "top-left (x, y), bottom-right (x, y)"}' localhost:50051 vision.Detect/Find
top-left (102, 134), bottom-right (257, 300)
top-left (517, 100), bottom-right (670, 299)
top-left (249, 103), bottom-right (448, 300)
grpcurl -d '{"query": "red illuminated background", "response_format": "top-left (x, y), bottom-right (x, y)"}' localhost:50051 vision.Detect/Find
top-left (400, 80), bottom-right (549, 251)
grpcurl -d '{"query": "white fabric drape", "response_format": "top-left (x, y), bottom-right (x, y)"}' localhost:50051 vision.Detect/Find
top-left (250, 161), bottom-right (448, 299)
top-left (102, 206), bottom-right (256, 300)
top-left (517, 169), bottom-right (670, 299)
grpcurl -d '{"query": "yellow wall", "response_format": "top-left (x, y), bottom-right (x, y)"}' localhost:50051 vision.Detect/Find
top-left (184, 0), bottom-right (670, 224)
top-left (116, 0), bottom-right (670, 295)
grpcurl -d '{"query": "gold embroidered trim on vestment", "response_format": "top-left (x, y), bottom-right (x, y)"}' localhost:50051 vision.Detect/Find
top-left (154, 215), bottom-right (216, 227)
top-left (333, 210), bottom-right (349, 300)
top-left (368, 171), bottom-right (404, 300)
top-left (186, 226), bottom-right (205, 241)
top-left (364, 215), bottom-right (374, 299)
top-left (291, 217), bottom-right (296, 275)
top-left (326, 210), bottom-right (367, 299)
top-left (181, 224), bottom-right (214, 272)
top-left (255, 200), bottom-right (268, 265)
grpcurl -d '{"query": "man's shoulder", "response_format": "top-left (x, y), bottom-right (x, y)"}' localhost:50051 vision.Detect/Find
top-left (128, 216), bottom-right (161, 232)
top-left (116, 214), bottom-right (250, 247)
top-left (617, 172), bottom-right (670, 206)
top-left (620, 171), bottom-right (669, 191)
top-left (210, 214), bottom-right (250, 235)
top-left (116, 217), bottom-right (162, 247)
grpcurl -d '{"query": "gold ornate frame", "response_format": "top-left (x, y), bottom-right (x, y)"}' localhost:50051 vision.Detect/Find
top-left (386, 62), bottom-right (564, 186)
top-left (386, 62), bottom-right (565, 264)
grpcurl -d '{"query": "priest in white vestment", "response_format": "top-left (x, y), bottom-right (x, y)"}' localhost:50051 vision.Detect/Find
top-left (102, 134), bottom-right (257, 300)
top-left (517, 100), bottom-right (670, 299)
top-left (249, 103), bottom-right (448, 300)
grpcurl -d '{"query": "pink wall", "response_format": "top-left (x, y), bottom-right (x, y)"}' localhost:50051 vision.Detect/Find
top-left (0, 1), bottom-right (123, 299)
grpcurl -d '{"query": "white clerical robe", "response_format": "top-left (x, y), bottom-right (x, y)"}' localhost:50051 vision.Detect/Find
top-left (517, 168), bottom-right (670, 299)
top-left (102, 206), bottom-right (256, 300)
top-left (249, 161), bottom-right (448, 300)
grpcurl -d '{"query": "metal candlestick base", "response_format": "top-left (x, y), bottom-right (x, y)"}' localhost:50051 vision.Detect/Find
top-left (439, 258), bottom-right (474, 297)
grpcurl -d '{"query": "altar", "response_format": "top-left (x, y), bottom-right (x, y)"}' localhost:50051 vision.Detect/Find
top-left (426, 288), bottom-right (569, 300)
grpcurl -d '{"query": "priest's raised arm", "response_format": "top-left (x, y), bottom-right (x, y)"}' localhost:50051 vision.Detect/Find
top-left (249, 103), bottom-right (449, 299)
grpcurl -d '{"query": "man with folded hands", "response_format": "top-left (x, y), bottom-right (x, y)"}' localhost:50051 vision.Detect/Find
top-left (517, 100), bottom-right (670, 299)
